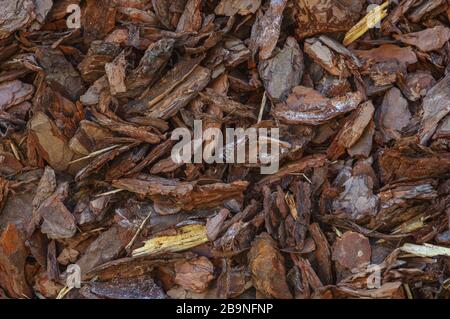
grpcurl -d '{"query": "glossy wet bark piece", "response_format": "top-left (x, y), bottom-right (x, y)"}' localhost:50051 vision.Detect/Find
top-left (0, 0), bottom-right (450, 300)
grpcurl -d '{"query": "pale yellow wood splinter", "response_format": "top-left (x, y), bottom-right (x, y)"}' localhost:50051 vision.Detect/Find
top-left (343, 1), bottom-right (389, 46)
top-left (132, 224), bottom-right (208, 258)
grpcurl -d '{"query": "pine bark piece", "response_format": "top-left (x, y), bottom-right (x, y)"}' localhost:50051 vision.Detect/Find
top-left (0, 224), bottom-right (32, 298)
top-left (121, 39), bottom-right (175, 99)
top-left (370, 180), bottom-right (437, 231)
top-left (206, 208), bottom-right (230, 241)
top-left (82, 275), bottom-right (166, 299)
top-left (309, 223), bottom-right (333, 285)
top-left (176, 0), bottom-right (202, 33)
top-left (0, 0), bottom-right (35, 39)
top-left (174, 256), bottom-right (214, 293)
top-left (293, 0), bottom-right (363, 39)
top-left (152, 0), bottom-right (175, 29)
top-left (199, 89), bottom-right (256, 119)
top-left (78, 41), bottom-right (122, 83)
top-left (82, 0), bottom-right (117, 45)
top-left (113, 176), bottom-right (248, 214)
top-left (394, 26), bottom-right (450, 52)
top-left (408, 0), bottom-right (447, 23)
top-left (132, 224), bottom-right (209, 258)
top-left (215, 0), bottom-right (261, 16)
top-left (35, 183), bottom-right (77, 240)
top-left (0, 80), bottom-right (34, 111)
top-left (355, 44), bottom-right (418, 66)
top-left (124, 56), bottom-right (205, 116)
top-left (256, 154), bottom-right (327, 189)
top-left (398, 71), bottom-right (435, 102)
top-left (332, 231), bottom-right (371, 272)
top-left (77, 226), bottom-right (132, 275)
top-left (69, 120), bottom-right (114, 156)
top-left (273, 86), bottom-right (362, 125)
top-left (217, 265), bottom-right (251, 298)
top-left (146, 66), bottom-right (211, 120)
top-left (249, 0), bottom-right (288, 60)
top-left (28, 112), bottom-right (75, 171)
top-left (378, 88), bottom-right (411, 142)
top-left (327, 101), bottom-right (375, 160)
top-left (105, 50), bottom-right (127, 96)
top-left (347, 121), bottom-right (375, 158)
top-left (35, 48), bottom-right (85, 101)
top-left (0, 178), bottom-right (9, 214)
top-left (378, 143), bottom-right (450, 183)
top-left (248, 233), bottom-right (292, 299)
top-left (332, 175), bottom-right (379, 221)
top-left (259, 37), bottom-right (304, 102)
top-left (304, 38), bottom-right (350, 78)
top-left (419, 73), bottom-right (450, 145)
top-left (90, 109), bottom-right (161, 144)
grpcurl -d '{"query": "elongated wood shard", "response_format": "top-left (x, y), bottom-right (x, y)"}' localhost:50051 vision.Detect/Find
top-left (132, 224), bottom-right (209, 258)
top-left (343, 1), bottom-right (389, 46)
top-left (400, 243), bottom-right (450, 257)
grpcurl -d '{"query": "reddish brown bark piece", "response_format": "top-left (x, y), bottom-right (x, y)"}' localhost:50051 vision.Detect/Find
top-left (304, 38), bottom-right (350, 78)
top-left (394, 26), bottom-right (450, 52)
top-left (82, 0), bottom-right (117, 45)
top-left (332, 231), bottom-right (371, 271)
top-left (114, 176), bottom-right (248, 214)
top-left (379, 143), bottom-right (450, 183)
top-left (273, 86), bottom-right (362, 125)
top-left (0, 224), bottom-right (32, 298)
top-left (355, 44), bottom-right (418, 66)
top-left (294, 0), bottom-right (363, 39)
top-left (327, 101), bottom-right (375, 160)
top-left (248, 233), bottom-right (292, 299)
top-left (174, 257), bottom-right (214, 293)
top-left (28, 112), bottom-right (75, 171)
top-left (377, 88), bottom-right (411, 142)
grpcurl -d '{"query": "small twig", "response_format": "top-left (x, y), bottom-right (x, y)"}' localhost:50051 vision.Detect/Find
top-left (257, 92), bottom-right (267, 124)
top-left (68, 144), bottom-right (120, 164)
top-left (9, 141), bottom-right (22, 161)
top-left (125, 208), bottom-right (153, 255)
top-left (56, 286), bottom-right (73, 299)
top-left (95, 188), bottom-right (125, 197)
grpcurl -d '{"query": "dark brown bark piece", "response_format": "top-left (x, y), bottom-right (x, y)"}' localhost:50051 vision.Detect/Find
top-left (309, 223), bottom-right (333, 285)
top-left (419, 73), bottom-right (450, 145)
top-left (35, 48), bottom-right (85, 101)
top-left (259, 37), bottom-right (304, 102)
